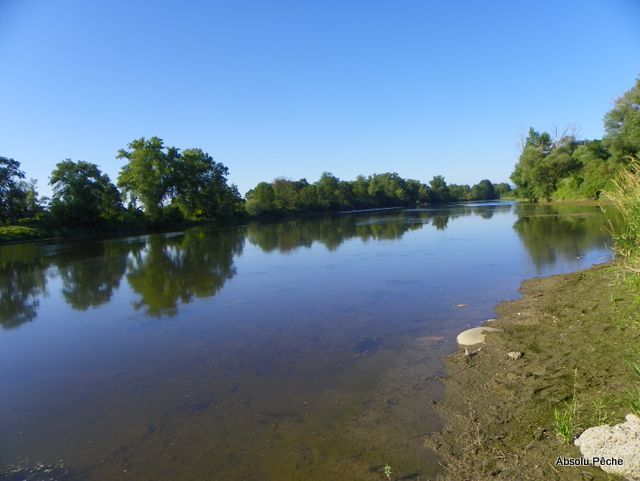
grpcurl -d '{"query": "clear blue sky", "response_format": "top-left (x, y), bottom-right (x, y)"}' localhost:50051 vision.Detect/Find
top-left (1, 0), bottom-right (639, 196)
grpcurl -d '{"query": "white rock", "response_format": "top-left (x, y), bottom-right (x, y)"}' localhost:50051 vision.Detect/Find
top-left (507, 351), bottom-right (524, 360)
top-left (574, 413), bottom-right (640, 479)
top-left (456, 327), bottom-right (502, 346)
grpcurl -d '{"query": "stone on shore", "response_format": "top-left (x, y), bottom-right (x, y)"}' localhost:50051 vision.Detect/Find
top-left (574, 413), bottom-right (640, 479)
top-left (456, 327), bottom-right (502, 346)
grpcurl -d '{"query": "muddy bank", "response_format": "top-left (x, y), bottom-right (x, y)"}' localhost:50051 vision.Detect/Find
top-left (428, 264), bottom-right (640, 480)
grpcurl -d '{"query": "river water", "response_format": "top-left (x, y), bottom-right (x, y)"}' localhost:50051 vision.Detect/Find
top-left (0, 202), bottom-right (616, 480)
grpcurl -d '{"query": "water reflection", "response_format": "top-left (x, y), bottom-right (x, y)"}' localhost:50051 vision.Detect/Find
top-left (0, 244), bottom-right (49, 329)
top-left (0, 202), bottom-right (617, 329)
top-left (126, 229), bottom-right (244, 317)
top-left (512, 203), bottom-right (616, 269)
top-left (247, 203), bottom-right (511, 253)
top-left (56, 242), bottom-right (129, 311)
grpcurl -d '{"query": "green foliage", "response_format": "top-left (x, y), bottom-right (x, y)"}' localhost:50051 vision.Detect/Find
top-left (117, 137), bottom-right (180, 217)
top-left (0, 156), bottom-right (41, 222)
top-left (511, 128), bottom-right (581, 201)
top-left (244, 173), bottom-right (504, 218)
top-left (554, 368), bottom-right (580, 444)
top-left (511, 78), bottom-right (640, 202)
top-left (494, 182), bottom-right (512, 198)
top-left (605, 77), bottom-right (640, 163)
top-left (628, 361), bottom-right (640, 415)
top-left (50, 160), bottom-right (123, 225)
top-left (554, 402), bottom-right (576, 444)
top-left (603, 159), bottom-right (640, 271)
top-left (0, 226), bottom-right (42, 242)
top-left (172, 148), bottom-right (243, 221)
top-left (117, 138), bottom-right (241, 223)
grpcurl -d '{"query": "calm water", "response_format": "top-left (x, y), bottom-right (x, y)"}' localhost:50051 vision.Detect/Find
top-left (0, 202), bottom-right (616, 480)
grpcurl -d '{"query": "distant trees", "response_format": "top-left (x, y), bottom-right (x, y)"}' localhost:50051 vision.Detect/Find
top-left (244, 173), bottom-right (506, 217)
top-left (49, 160), bottom-right (123, 225)
top-left (4, 136), bottom-right (513, 230)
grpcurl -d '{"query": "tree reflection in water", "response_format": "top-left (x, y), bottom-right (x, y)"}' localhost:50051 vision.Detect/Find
top-left (126, 229), bottom-right (245, 317)
top-left (0, 202), bottom-right (617, 329)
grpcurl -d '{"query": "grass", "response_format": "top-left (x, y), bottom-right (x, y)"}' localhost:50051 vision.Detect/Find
top-left (0, 225), bottom-right (43, 242)
top-left (628, 361), bottom-right (640, 415)
top-left (602, 157), bottom-right (640, 272)
top-left (554, 368), bottom-right (580, 443)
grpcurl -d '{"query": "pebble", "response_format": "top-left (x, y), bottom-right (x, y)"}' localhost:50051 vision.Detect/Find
top-left (574, 413), bottom-right (640, 479)
top-left (456, 327), bottom-right (502, 346)
top-left (507, 351), bottom-right (524, 360)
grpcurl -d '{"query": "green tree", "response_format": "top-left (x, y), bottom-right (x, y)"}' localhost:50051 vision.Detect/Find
top-left (316, 172), bottom-right (349, 210)
top-left (0, 156), bottom-right (27, 222)
top-left (511, 128), bottom-right (579, 201)
top-left (448, 184), bottom-right (471, 201)
top-left (470, 179), bottom-right (496, 200)
top-left (428, 175), bottom-right (450, 203)
top-left (50, 160), bottom-right (123, 225)
top-left (494, 183), bottom-right (512, 198)
top-left (605, 77), bottom-right (640, 163)
top-left (245, 182), bottom-right (276, 216)
top-left (172, 148), bottom-right (242, 221)
top-left (117, 137), bottom-right (180, 217)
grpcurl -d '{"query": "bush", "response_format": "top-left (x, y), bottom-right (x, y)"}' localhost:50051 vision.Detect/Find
top-left (603, 158), bottom-right (640, 271)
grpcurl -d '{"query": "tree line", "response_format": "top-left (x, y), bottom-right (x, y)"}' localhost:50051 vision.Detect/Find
top-left (511, 77), bottom-right (640, 201)
top-left (245, 174), bottom-right (511, 216)
top-left (1, 139), bottom-right (510, 229)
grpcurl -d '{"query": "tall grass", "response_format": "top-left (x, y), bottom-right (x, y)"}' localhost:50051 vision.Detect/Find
top-left (603, 158), bottom-right (640, 272)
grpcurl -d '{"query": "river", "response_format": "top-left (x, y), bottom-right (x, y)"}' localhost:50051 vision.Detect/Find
top-left (0, 202), bottom-right (616, 480)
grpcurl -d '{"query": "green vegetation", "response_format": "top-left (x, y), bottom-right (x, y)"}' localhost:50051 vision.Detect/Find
top-left (604, 159), bottom-right (640, 272)
top-left (1, 137), bottom-right (511, 242)
top-left (628, 361), bottom-right (640, 415)
top-left (0, 225), bottom-right (43, 242)
top-left (245, 173), bottom-right (509, 217)
top-left (553, 368), bottom-right (579, 444)
top-left (511, 77), bottom-right (640, 202)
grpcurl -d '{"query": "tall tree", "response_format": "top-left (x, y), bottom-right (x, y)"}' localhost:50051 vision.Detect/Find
top-left (428, 175), bottom-right (450, 203)
top-left (245, 182), bottom-right (276, 216)
top-left (172, 148), bottom-right (242, 220)
top-left (50, 160), bottom-right (123, 225)
top-left (0, 156), bottom-right (26, 222)
top-left (511, 128), bottom-right (579, 201)
top-left (604, 77), bottom-right (640, 163)
top-left (117, 137), bottom-right (180, 217)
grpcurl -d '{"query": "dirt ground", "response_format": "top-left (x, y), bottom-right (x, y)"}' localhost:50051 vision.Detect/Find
top-left (427, 264), bottom-right (640, 481)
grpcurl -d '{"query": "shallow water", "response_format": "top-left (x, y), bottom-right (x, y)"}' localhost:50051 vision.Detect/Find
top-left (0, 202), bottom-right (617, 480)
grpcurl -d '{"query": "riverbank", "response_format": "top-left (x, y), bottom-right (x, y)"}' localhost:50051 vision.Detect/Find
top-left (428, 263), bottom-right (640, 480)
top-left (0, 220), bottom-right (224, 245)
